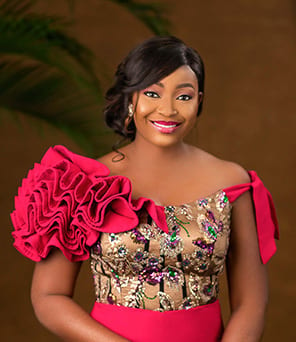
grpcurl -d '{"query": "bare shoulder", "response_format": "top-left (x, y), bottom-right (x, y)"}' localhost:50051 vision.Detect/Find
top-left (216, 158), bottom-right (251, 186)
top-left (96, 147), bottom-right (129, 174)
top-left (191, 147), bottom-right (250, 189)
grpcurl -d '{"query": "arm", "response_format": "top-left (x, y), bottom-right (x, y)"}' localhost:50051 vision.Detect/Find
top-left (31, 249), bottom-right (129, 342)
top-left (222, 190), bottom-right (269, 342)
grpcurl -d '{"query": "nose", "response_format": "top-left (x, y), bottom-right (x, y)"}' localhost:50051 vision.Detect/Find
top-left (157, 96), bottom-right (178, 116)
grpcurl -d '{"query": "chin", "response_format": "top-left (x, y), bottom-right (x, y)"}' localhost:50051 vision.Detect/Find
top-left (146, 134), bottom-right (185, 148)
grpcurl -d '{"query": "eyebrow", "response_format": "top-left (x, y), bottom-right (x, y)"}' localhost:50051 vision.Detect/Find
top-left (155, 82), bottom-right (196, 90)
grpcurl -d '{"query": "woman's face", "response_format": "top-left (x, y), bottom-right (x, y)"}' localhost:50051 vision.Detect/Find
top-left (132, 65), bottom-right (202, 148)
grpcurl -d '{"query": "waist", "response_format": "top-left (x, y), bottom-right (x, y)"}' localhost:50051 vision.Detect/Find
top-left (90, 299), bottom-right (223, 342)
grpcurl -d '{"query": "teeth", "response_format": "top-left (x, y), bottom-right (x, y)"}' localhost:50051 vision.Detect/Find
top-left (153, 122), bottom-right (177, 128)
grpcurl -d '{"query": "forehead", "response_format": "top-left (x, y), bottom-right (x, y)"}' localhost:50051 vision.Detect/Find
top-left (157, 65), bottom-right (197, 87)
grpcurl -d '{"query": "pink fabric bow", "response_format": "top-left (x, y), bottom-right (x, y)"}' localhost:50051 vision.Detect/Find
top-left (223, 171), bottom-right (279, 264)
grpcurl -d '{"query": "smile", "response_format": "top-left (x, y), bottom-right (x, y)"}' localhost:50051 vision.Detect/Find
top-left (150, 120), bottom-right (182, 133)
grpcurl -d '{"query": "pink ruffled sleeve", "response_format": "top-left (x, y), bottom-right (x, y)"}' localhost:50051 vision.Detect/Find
top-left (223, 170), bottom-right (279, 264)
top-left (10, 146), bottom-right (104, 262)
top-left (11, 145), bottom-right (168, 262)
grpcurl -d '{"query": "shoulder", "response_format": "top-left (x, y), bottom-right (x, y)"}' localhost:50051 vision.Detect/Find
top-left (217, 159), bottom-right (251, 187)
top-left (97, 144), bottom-right (133, 175)
top-left (190, 146), bottom-right (250, 189)
top-left (97, 151), bottom-right (124, 175)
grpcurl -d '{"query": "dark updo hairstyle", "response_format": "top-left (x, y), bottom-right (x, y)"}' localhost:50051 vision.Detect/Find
top-left (104, 35), bottom-right (205, 143)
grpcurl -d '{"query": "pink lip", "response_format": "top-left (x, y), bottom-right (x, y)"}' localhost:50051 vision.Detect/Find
top-left (150, 120), bottom-right (182, 134)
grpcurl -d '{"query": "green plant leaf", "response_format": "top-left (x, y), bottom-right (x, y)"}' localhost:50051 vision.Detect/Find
top-left (0, 58), bottom-right (107, 154)
top-left (0, 14), bottom-right (102, 95)
top-left (0, 0), bottom-right (107, 153)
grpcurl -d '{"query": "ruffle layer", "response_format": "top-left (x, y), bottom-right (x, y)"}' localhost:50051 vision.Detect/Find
top-left (10, 145), bottom-right (167, 262)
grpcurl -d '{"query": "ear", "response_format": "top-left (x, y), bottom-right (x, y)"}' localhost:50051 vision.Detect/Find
top-left (198, 92), bottom-right (204, 105)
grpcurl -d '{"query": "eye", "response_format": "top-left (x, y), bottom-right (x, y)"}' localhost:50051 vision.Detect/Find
top-left (144, 91), bottom-right (159, 98)
top-left (177, 94), bottom-right (192, 101)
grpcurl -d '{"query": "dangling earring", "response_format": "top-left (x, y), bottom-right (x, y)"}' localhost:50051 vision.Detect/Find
top-left (128, 103), bottom-right (134, 117)
top-left (124, 103), bottom-right (134, 133)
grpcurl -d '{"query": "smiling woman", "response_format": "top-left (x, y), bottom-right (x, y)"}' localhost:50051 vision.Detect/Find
top-left (10, 36), bottom-right (279, 342)
top-left (104, 36), bottom-right (205, 145)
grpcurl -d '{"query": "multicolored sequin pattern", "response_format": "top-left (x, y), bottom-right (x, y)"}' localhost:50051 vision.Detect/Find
top-left (90, 190), bottom-right (231, 311)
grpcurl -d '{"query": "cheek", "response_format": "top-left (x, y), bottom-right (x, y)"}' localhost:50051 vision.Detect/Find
top-left (186, 114), bottom-right (197, 129)
top-left (177, 101), bottom-right (199, 118)
top-left (134, 98), bottom-right (157, 118)
top-left (190, 101), bottom-right (199, 113)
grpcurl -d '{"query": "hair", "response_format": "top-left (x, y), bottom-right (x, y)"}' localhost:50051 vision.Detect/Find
top-left (104, 35), bottom-right (205, 145)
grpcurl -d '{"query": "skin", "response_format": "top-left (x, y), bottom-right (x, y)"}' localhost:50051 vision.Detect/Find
top-left (31, 65), bottom-right (268, 341)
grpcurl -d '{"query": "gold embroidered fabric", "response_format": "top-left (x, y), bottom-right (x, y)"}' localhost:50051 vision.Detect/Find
top-left (90, 190), bottom-right (232, 311)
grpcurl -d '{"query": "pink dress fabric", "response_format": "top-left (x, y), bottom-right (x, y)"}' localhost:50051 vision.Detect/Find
top-left (90, 300), bottom-right (223, 342)
top-left (10, 145), bottom-right (279, 341)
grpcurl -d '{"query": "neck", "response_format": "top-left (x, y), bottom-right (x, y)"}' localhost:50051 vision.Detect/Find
top-left (126, 136), bottom-right (190, 170)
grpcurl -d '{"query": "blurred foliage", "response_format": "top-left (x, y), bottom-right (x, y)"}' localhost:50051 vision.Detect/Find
top-left (0, 0), bottom-right (170, 154)
top-left (68, 0), bottom-right (170, 35)
top-left (102, 0), bottom-right (170, 35)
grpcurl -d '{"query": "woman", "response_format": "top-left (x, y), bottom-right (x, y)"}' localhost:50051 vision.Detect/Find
top-left (11, 36), bottom-right (279, 341)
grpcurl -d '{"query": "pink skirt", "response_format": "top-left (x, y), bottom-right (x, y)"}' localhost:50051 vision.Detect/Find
top-left (90, 300), bottom-right (223, 341)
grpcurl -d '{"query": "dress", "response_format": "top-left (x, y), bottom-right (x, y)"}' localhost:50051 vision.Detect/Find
top-left (10, 145), bottom-right (279, 342)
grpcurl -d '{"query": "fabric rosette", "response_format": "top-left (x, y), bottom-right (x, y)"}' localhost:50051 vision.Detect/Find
top-left (73, 175), bottom-right (141, 236)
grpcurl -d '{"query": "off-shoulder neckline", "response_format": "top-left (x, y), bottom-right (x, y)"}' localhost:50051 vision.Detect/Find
top-left (52, 145), bottom-right (245, 208)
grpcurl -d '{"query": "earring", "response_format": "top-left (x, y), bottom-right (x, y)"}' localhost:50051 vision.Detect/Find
top-left (124, 104), bottom-right (134, 133)
top-left (128, 104), bottom-right (134, 117)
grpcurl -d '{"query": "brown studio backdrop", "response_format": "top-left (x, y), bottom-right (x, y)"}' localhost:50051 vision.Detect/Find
top-left (1, 0), bottom-right (295, 341)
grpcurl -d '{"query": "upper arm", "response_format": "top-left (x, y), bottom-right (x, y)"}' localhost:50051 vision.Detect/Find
top-left (31, 248), bottom-right (82, 304)
top-left (225, 164), bottom-right (268, 311)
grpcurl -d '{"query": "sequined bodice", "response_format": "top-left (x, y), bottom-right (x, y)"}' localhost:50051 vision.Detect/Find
top-left (90, 190), bottom-right (232, 311)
